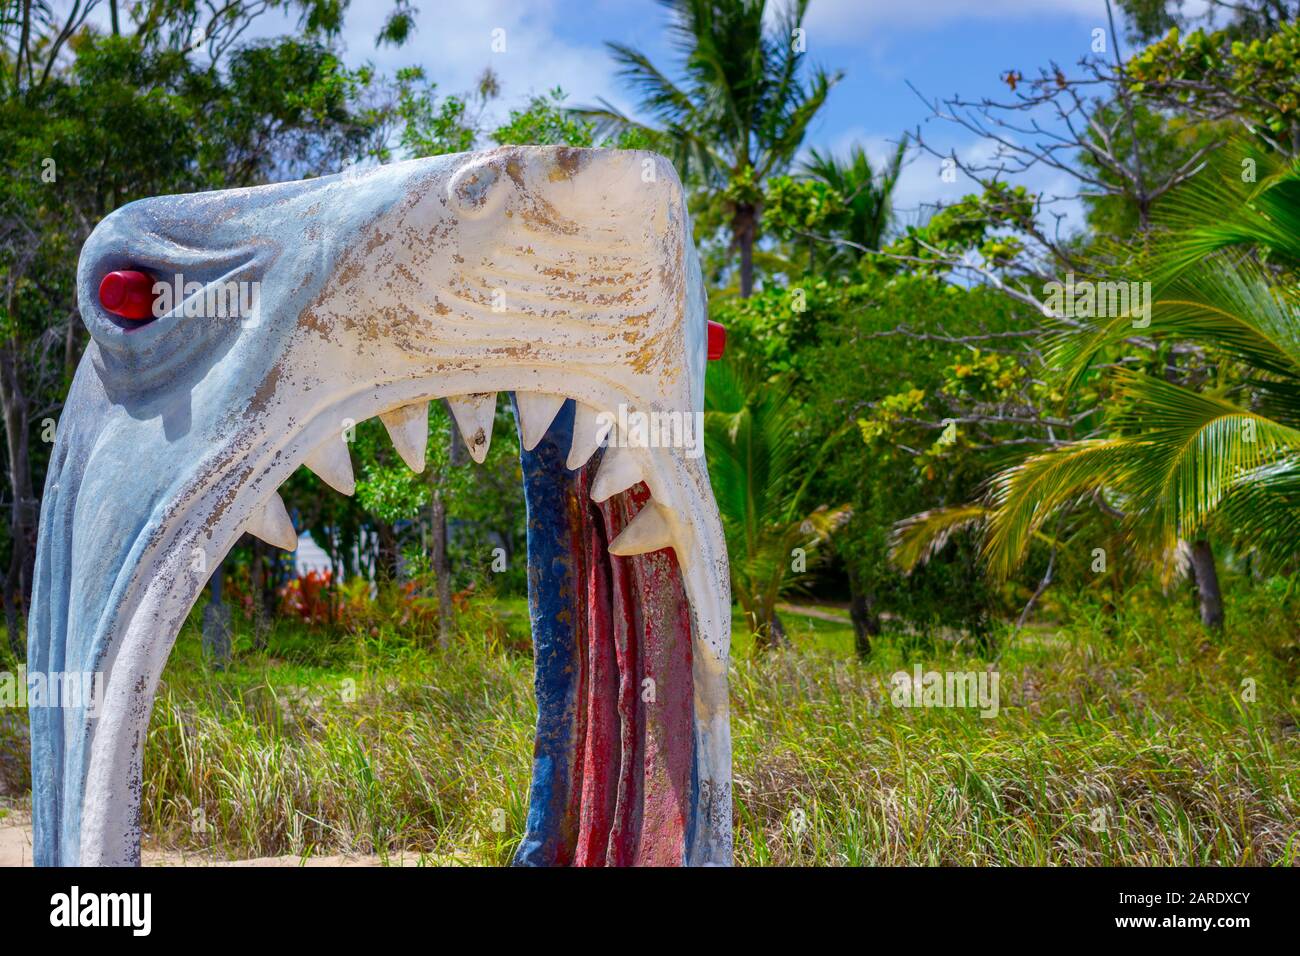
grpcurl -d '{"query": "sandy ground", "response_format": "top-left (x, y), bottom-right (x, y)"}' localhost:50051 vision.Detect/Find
top-left (0, 810), bottom-right (429, 867)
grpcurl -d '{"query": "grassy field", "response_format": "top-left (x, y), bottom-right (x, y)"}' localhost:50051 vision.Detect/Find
top-left (1, 585), bottom-right (1297, 865)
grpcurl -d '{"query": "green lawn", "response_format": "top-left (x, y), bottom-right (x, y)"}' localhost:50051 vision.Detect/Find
top-left (1, 586), bottom-right (1297, 865)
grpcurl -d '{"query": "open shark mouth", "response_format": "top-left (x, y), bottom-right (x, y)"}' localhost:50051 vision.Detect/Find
top-left (28, 146), bottom-right (731, 866)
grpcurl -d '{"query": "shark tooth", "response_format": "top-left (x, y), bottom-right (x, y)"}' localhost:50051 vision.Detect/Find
top-left (590, 444), bottom-right (644, 502)
top-left (567, 403), bottom-right (613, 471)
top-left (246, 492), bottom-right (297, 551)
top-left (608, 501), bottom-right (674, 556)
top-left (304, 437), bottom-right (355, 495)
top-left (516, 392), bottom-right (567, 451)
top-left (447, 392), bottom-right (497, 464)
top-left (380, 402), bottom-right (429, 472)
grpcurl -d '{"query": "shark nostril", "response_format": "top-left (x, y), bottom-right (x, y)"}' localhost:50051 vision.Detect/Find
top-left (449, 159), bottom-right (506, 219)
top-left (707, 320), bottom-right (726, 361)
top-left (98, 270), bottom-right (157, 321)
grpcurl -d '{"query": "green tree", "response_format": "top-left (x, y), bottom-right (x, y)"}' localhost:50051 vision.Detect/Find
top-left (704, 356), bottom-right (846, 647)
top-left (1129, 18), bottom-right (1300, 155)
top-left (0, 3), bottom-right (397, 648)
top-left (583, 0), bottom-right (839, 297)
top-left (761, 175), bottom-right (845, 276)
top-left (964, 147), bottom-right (1300, 630)
top-left (788, 277), bottom-right (1031, 653)
top-left (388, 66), bottom-right (486, 159)
top-left (802, 138), bottom-right (907, 267)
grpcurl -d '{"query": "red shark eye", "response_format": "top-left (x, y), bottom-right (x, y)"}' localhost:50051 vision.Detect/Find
top-left (98, 270), bottom-right (157, 321)
top-left (707, 320), bottom-right (726, 361)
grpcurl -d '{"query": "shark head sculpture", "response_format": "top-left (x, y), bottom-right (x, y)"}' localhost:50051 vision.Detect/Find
top-left (29, 146), bottom-right (731, 866)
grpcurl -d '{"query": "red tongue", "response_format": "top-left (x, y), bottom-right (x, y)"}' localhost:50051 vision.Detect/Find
top-left (513, 399), bottom-right (704, 867)
top-left (574, 480), bottom-right (694, 866)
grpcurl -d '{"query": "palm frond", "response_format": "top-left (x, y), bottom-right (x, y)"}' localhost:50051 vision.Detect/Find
top-left (1156, 143), bottom-right (1300, 275)
top-left (757, 64), bottom-right (840, 178)
top-left (982, 371), bottom-right (1300, 578)
top-left (802, 136), bottom-right (908, 252)
top-left (704, 352), bottom-right (850, 617)
top-left (603, 41), bottom-right (698, 129)
top-left (982, 439), bottom-right (1140, 580)
top-left (592, 0), bottom-right (833, 190)
top-left (1216, 456), bottom-right (1300, 569)
top-left (1112, 369), bottom-right (1300, 545)
top-left (1051, 257), bottom-right (1300, 393)
top-left (889, 503), bottom-right (990, 574)
top-left (990, 136), bottom-right (1300, 582)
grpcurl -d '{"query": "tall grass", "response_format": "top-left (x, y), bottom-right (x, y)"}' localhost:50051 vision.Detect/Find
top-left (1, 584), bottom-right (1296, 865)
top-left (140, 621), bottom-right (536, 864)
top-left (730, 622), bottom-right (1298, 865)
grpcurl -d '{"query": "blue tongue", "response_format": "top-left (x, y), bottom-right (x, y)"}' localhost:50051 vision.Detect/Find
top-left (512, 396), bottom-right (585, 865)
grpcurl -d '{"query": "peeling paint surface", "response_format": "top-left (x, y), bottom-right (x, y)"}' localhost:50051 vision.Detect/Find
top-left (29, 146), bottom-right (731, 866)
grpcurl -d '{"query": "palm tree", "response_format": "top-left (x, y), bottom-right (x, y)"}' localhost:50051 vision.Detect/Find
top-left (582, 0), bottom-right (839, 297)
top-left (802, 137), bottom-right (908, 264)
top-left (893, 146), bottom-right (1300, 631)
top-left (705, 357), bottom-right (848, 647)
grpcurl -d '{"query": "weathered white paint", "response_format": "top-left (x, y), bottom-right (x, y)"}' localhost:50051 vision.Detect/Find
top-left (30, 146), bottom-right (730, 866)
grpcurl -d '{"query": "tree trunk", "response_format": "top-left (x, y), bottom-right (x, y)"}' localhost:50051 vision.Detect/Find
top-left (376, 520), bottom-right (400, 580)
top-left (1188, 538), bottom-right (1225, 631)
top-left (752, 605), bottom-right (788, 651)
top-left (249, 536), bottom-right (276, 650)
top-left (429, 406), bottom-right (465, 646)
top-left (429, 488), bottom-right (452, 645)
top-left (846, 564), bottom-right (881, 660)
top-left (732, 202), bottom-right (758, 298)
top-left (767, 610), bottom-right (788, 647)
top-left (63, 316), bottom-right (81, 385)
top-left (201, 558), bottom-right (231, 668)
top-left (249, 537), bottom-right (265, 647)
top-left (0, 340), bottom-right (36, 659)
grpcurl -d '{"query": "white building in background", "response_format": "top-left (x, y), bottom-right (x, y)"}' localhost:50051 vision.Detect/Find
top-left (291, 529), bottom-right (377, 598)
top-left (294, 531), bottom-right (334, 577)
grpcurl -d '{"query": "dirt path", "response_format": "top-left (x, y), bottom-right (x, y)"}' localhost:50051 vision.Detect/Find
top-left (0, 811), bottom-right (429, 867)
top-left (777, 602), bottom-right (853, 624)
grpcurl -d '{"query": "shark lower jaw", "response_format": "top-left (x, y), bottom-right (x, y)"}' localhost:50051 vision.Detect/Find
top-left (31, 371), bottom-right (731, 867)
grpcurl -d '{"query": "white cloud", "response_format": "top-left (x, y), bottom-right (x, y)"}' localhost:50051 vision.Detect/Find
top-left (333, 0), bottom-right (633, 132)
top-left (803, 0), bottom-right (1104, 38)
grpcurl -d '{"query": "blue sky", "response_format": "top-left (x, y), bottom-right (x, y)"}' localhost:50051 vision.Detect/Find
top-left (74, 0), bottom-right (1206, 233)
top-left (78, 0), bottom-right (1206, 230)
top-left (317, 0), bottom-right (1157, 230)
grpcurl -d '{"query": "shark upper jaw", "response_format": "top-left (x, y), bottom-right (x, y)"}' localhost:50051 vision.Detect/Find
top-left (30, 145), bottom-right (730, 866)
